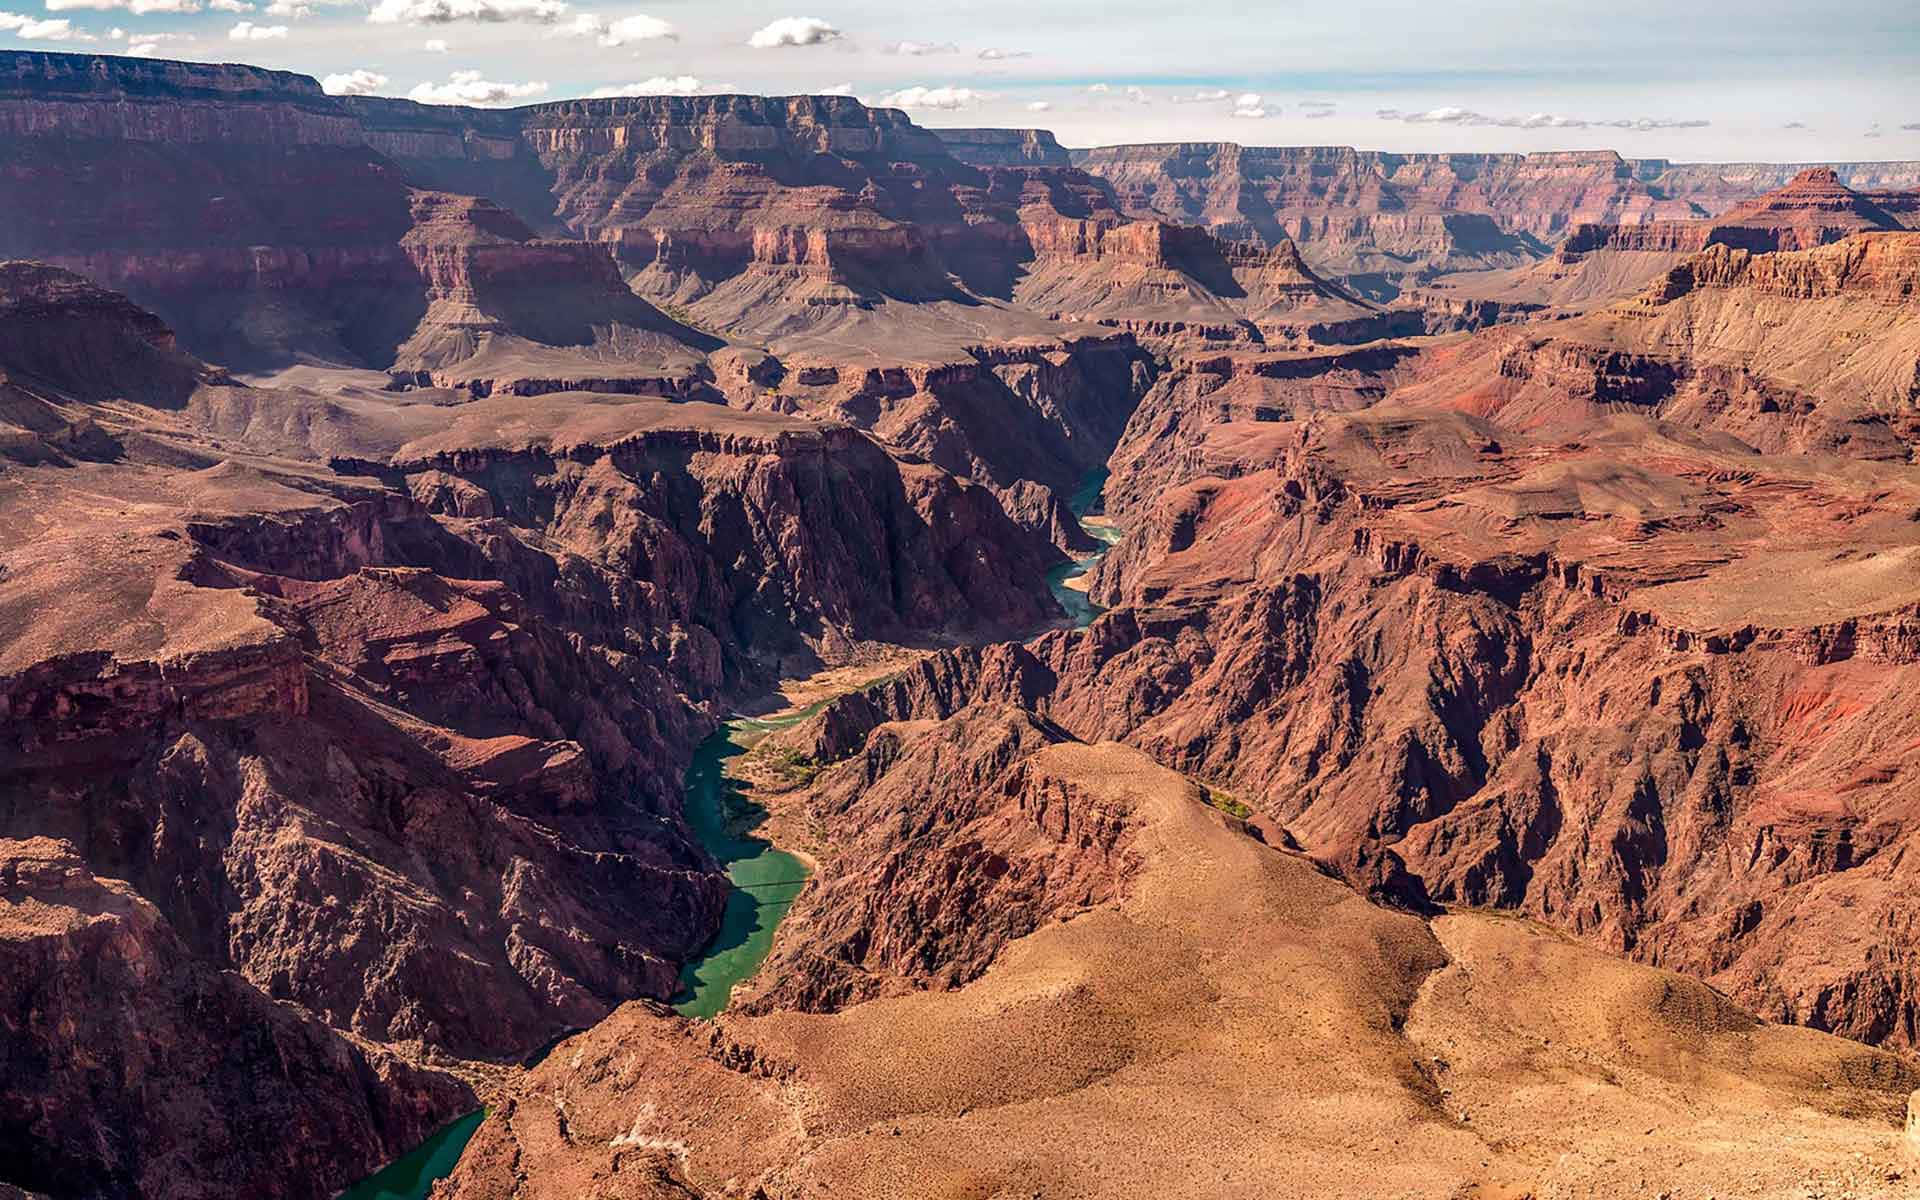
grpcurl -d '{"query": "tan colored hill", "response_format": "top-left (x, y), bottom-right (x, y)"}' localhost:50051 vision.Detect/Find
top-left (442, 723), bottom-right (1920, 1200)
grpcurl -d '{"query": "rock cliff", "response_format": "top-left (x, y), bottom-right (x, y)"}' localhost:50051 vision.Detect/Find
top-left (793, 233), bottom-right (1920, 1050)
top-left (0, 263), bottom-right (1062, 1192)
top-left (439, 731), bottom-right (1920, 1200)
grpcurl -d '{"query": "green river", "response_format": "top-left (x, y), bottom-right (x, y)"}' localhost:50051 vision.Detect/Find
top-left (337, 470), bottom-right (1121, 1197)
top-left (670, 703), bottom-right (825, 1019)
top-left (1043, 468), bottom-right (1123, 628)
top-left (336, 1111), bottom-right (485, 1200)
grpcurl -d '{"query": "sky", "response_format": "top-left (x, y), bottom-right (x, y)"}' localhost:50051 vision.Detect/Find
top-left (3, 0), bottom-right (1918, 159)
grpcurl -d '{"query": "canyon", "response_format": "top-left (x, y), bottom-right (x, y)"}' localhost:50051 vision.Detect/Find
top-left (3, 45), bottom-right (1920, 1200)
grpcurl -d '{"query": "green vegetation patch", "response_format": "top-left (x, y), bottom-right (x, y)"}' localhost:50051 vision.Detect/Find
top-left (759, 745), bottom-right (820, 788)
top-left (1206, 787), bottom-right (1253, 821)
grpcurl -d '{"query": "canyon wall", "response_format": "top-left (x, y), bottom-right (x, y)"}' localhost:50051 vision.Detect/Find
top-left (793, 230), bottom-right (1920, 1051)
top-left (0, 261), bottom-right (1064, 1193)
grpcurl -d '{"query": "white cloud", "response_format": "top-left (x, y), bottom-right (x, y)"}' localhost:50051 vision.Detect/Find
top-left (263, 0), bottom-right (309, 15)
top-left (368, 0), bottom-right (566, 25)
top-left (551, 12), bottom-right (672, 45)
top-left (1123, 85), bottom-right (1150, 104)
top-left (818, 81), bottom-right (856, 96)
top-left (873, 85), bottom-right (994, 110)
top-left (1376, 106), bottom-right (1709, 131)
top-left (1087, 82), bottom-right (1110, 94)
top-left (601, 13), bottom-right (670, 43)
top-left (208, 0), bottom-right (253, 9)
top-left (409, 68), bottom-right (547, 105)
top-left (0, 11), bottom-right (82, 37)
top-left (1300, 100), bottom-right (1336, 119)
top-left (883, 39), bottom-right (954, 55)
top-left (228, 19), bottom-right (286, 37)
top-left (1231, 92), bottom-right (1270, 119)
top-left (127, 38), bottom-right (159, 52)
top-left (423, 36), bottom-right (447, 49)
top-left (1782, 120), bottom-right (1809, 130)
top-left (322, 68), bottom-right (387, 95)
top-left (1170, 88), bottom-right (1229, 104)
top-left (1025, 100), bottom-right (1051, 112)
top-left (747, 15), bottom-right (838, 48)
top-left (977, 47), bottom-right (1028, 60)
top-left (1864, 124), bottom-right (1884, 139)
top-left (586, 75), bottom-right (711, 97)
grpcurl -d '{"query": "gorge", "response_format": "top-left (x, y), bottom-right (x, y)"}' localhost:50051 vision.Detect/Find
top-left (2, 44), bottom-right (1920, 1200)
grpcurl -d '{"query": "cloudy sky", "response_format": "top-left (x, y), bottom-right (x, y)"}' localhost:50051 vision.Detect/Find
top-left (3, 0), bottom-right (1917, 158)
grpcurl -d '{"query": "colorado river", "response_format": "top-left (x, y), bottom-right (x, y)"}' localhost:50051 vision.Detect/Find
top-left (336, 1111), bottom-right (485, 1200)
top-left (671, 703), bottom-right (823, 1019)
top-left (1043, 468), bottom-right (1123, 628)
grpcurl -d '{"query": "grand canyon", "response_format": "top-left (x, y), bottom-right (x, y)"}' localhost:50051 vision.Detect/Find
top-left (3, 27), bottom-right (1920, 1200)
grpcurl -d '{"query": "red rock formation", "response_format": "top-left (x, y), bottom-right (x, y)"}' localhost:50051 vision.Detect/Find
top-left (0, 837), bottom-right (473, 1200)
top-left (736, 706), bottom-right (1141, 1012)
top-left (934, 126), bottom-right (1072, 167)
top-left (1410, 172), bottom-right (1910, 324)
top-left (391, 190), bottom-right (721, 396)
top-left (0, 264), bottom-right (1066, 1190)
top-left (730, 334), bottom-right (1156, 554)
top-left (794, 238), bottom-right (1920, 1051)
top-left (438, 730), bottom-right (1920, 1200)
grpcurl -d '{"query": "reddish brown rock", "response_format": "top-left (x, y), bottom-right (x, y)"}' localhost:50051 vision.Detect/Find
top-left (737, 707), bottom-right (1141, 1012)
top-left (0, 261), bottom-right (1066, 1190)
top-left (441, 731), bottom-right (1920, 1200)
top-left (799, 235), bottom-right (1920, 1051)
top-left (1411, 170), bottom-right (1911, 322)
top-left (0, 836), bottom-right (473, 1200)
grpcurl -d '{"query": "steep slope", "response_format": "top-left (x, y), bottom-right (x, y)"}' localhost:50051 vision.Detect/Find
top-left (1413, 168), bottom-right (1911, 321)
top-left (0, 266), bottom-right (1064, 1193)
top-left (441, 727), bottom-right (1920, 1199)
top-left (0, 837), bottom-right (472, 1200)
top-left (392, 189), bottom-right (721, 396)
top-left (722, 333), bottom-right (1157, 555)
top-left (787, 233), bottom-right (1920, 1051)
top-left (0, 54), bottom-right (719, 385)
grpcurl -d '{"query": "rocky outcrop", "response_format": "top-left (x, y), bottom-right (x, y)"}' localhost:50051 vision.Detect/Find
top-left (1644, 230), bottom-right (1920, 305)
top-left (390, 190), bottom-right (721, 396)
top-left (935, 127), bottom-right (1072, 167)
top-left (0, 837), bottom-right (474, 1200)
top-left (730, 335), bottom-right (1156, 553)
top-left (440, 731), bottom-right (1920, 1200)
top-left (737, 707), bottom-right (1140, 1012)
top-left (0, 268), bottom-right (1065, 1191)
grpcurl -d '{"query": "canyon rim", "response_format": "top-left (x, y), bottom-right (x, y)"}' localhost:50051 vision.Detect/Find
top-left (2, 6), bottom-right (1920, 1197)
